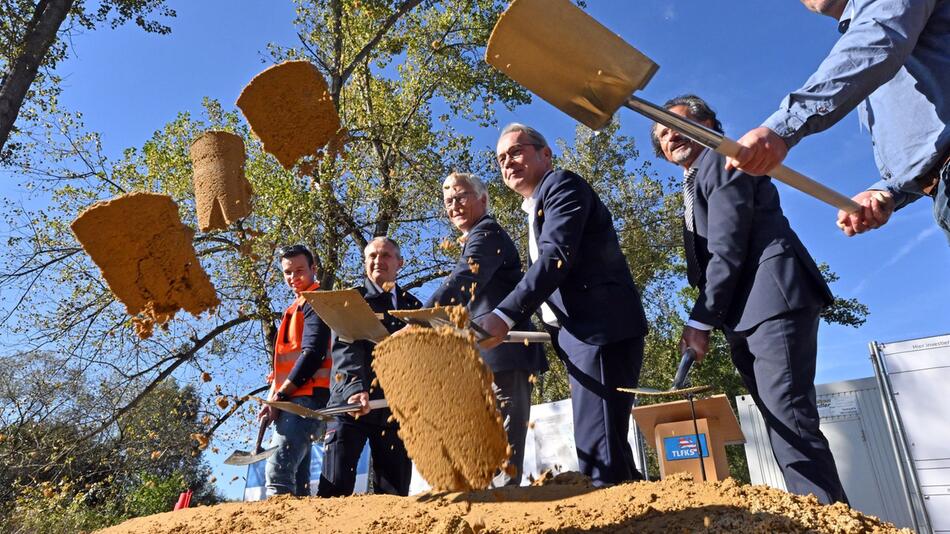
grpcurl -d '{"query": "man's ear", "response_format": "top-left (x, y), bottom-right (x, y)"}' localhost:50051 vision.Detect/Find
top-left (541, 145), bottom-right (553, 163)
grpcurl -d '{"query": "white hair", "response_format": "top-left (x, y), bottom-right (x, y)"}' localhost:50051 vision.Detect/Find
top-left (443, 172), bottom-right (489, 211)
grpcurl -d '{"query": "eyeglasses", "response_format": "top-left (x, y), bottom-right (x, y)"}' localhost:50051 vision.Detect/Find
top-left (443, 191), bottom-right (474, 207)
top-left (495, 143), bottom-right (542, 167)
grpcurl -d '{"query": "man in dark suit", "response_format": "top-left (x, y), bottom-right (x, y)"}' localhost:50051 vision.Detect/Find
top-left (317, 237), bottom-right (423, 497)
top-left (427, 171), bottom-right (548, 486)
top-left (652, 94), bottom-right (848, 504)
top-left (478, 123), bottom-right (649, 486)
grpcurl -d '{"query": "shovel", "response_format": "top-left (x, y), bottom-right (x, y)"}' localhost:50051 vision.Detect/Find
top-left (390, 307), bottom-right (551, 344)
top-left (618, 348), bottom-right (712, 397)
top-left (486, 0), bottom-right (860, 214)
top-left (263, 398), bottom-right (390, 421)
top-left (223, 420), bottom-right (278, 466)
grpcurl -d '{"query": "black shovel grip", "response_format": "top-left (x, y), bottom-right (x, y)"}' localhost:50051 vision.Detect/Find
top-left (671, 348), bottom-right (696, 390)
top-left (253, 418), bottom-right (269, 454)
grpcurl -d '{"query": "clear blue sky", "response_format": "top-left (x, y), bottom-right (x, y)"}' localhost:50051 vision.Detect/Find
top-left (3, 0), bottom-right (947, 500)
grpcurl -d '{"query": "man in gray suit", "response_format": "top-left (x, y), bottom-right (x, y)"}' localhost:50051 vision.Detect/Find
top-left (427, 172), bottom-right (547, 486)
top-left (652, 94), bottom-right (848, 505)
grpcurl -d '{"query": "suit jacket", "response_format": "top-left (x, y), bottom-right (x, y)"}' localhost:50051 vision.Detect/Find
top-left (426, 214), bottom-right (548, 374)
top-left (687, 148), bottom-right (834, 331)
top-left (329, 278), bottom-right (422, 405)
top-left (496, 169), bottom-right (648, 346)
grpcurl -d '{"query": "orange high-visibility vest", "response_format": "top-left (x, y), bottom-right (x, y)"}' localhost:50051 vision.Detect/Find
top-left (269, 282), bottom-right (331, 396)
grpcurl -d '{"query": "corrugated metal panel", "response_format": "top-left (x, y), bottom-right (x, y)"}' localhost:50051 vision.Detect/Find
top-left (738, 377), bottom-right (914, 529)
top-left (874, 334), bottom-right (950, 533)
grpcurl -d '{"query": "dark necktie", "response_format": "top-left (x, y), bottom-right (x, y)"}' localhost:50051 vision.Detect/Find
top-left (682, 167), bottom-right (702, 287)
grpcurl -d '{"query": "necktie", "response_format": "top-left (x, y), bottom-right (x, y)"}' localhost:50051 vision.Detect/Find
top-left (682, 168), bottom-right (702, 287)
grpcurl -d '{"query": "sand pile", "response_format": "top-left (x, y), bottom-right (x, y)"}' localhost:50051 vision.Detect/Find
top-left (70, 192), bottom-right (220, 338)
top-left (236, 61), bottom-right (342, 169)
top-left (372, 324), bottom-right (509, 491)
top-left (190, 130), bottom-right (253, 232)
top-left (98, 472), bottom-right (909, 533)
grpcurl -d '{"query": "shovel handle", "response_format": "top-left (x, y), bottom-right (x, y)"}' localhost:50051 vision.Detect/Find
top-left (367, 398), bottom-right (389, 410)
top-left (623, 96), bottom-right (860, 214)
top-left (253, 418), bottom-right (269, 454)
top-left (671, 348), bottom-right (696, 390)
top-left (505, 331), bottom-right (551, 344)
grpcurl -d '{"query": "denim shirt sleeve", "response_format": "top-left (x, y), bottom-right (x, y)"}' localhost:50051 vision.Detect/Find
top-left (868, 178), bottom-right (922, 211)
top-left (763, 0), bottom-right (937, 148)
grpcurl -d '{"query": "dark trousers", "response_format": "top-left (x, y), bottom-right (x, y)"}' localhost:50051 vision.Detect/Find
top-left (725, 306), bottom-right (848, 505)
top-left (491, 369), bottom-right (533, 487)
top-left (552, 327), bottom-right (644, 486)
top-left (316, 408), bottom-right (412, 497)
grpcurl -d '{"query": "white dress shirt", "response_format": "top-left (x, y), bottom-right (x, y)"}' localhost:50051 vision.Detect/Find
top-left (492, 195), bottom-right (560, 329)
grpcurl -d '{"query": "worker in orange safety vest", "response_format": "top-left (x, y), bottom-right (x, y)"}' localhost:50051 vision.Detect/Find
top-left (258, 244), bottom-right (332, 496)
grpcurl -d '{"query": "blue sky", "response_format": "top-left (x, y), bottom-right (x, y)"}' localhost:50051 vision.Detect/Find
top-left (2, 0), bottom-right (947, 499)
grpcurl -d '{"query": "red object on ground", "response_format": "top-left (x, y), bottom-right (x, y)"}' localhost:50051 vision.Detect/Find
top-left (173, 489), bottom-right (194, 511)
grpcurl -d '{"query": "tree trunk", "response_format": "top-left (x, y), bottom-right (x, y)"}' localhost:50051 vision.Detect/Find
top-left (0, 0), bottom-right (74, 159)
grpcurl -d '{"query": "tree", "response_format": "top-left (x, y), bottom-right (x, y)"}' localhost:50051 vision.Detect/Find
top-left (0, 0), bottom-right (175, 161)
top-left (0, 351), bottom-right (218, 530)
top-left (0, 0), bottom-right (530, 497)
top-left (0, 0), bottom-right (870, 504)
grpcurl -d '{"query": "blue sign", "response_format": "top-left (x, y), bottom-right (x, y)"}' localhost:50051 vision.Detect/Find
top-left (663, 434), bottom-right (709, 461)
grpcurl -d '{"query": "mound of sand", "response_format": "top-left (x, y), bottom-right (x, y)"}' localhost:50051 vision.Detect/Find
top-left (70, 192), bottom-right (220, 338)
top-left (190, 130), bottom-right (253, 232)
top-left (236, 61), bottom-right (342, 170)
top-left (98, 472), bottom-right (909, 533)
top-left (372, 324), bottom-right (509, 492)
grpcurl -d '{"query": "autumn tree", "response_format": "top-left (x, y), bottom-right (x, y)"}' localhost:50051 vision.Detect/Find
top-left (0, 351), bottom-right (218, 530)
top-left (0, 1), bottom-right (529, 517)
top-left (0, 0), bottom-right (176, 162)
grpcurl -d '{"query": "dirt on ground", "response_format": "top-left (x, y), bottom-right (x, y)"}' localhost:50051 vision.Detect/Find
top-left (99, 472), bottom-right (909, 533)
top-left (372, 323), bottom-right (510, 492)
top-left (190, 130), bottom-right (253, 232)
top-left (236, 60), bottom-right (342, 170)
top-left (70, 192), bottom-right (220, 338)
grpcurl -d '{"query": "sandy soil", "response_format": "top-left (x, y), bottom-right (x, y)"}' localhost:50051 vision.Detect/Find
top-left (373, 324), bottom-right (509, 491)
top-left (236, 61), bottom-right (342, 170)
top-left (70, 192), bottom-right (219, 338)
top-left (190, 130), bottom-right (253, 232)
top-left (99, 472), bottom-right (908, 533)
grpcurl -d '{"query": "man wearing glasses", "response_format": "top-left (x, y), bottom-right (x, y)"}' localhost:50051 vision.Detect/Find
top-left (477, 124), bottom-right (649, 486)
top-left (259, 244), bottom-right (333, 496)
top-left (427, 171), bottom-right (548, 487)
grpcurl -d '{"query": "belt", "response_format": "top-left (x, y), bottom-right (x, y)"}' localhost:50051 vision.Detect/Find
top-left (916, 151), bottom-right (950, 197)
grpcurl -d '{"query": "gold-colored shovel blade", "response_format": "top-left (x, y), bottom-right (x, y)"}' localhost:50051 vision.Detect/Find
top-left (486, 0), bottom-right (658, 130)
top-left (301, 289), bottom-right (390, 343)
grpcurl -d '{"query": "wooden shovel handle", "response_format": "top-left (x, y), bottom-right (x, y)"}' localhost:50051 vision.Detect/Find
top-left (505, 331), bottom-right (551, 343)
top-left (716, 138), bottom-right (861, 214)
top-left (253, 418), bottom-right (269, 454)
top-left (624, 96), bottom-right (861, 214)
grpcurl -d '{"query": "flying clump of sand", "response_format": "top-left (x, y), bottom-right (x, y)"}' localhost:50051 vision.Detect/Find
top-left (372, 321), bottom-right (510, 492)
top-left (99, 472), bottom-right (909, 534)
top-left (236, 60), bottom-right (344, 170)
top-left (190, 130), bottom-right (253, 232)
top-left (70, 192), bottom-right (219, 338)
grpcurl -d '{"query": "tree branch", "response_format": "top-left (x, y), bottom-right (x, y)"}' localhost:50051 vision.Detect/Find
top-left (0, 0), bottom-right (75, 159)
